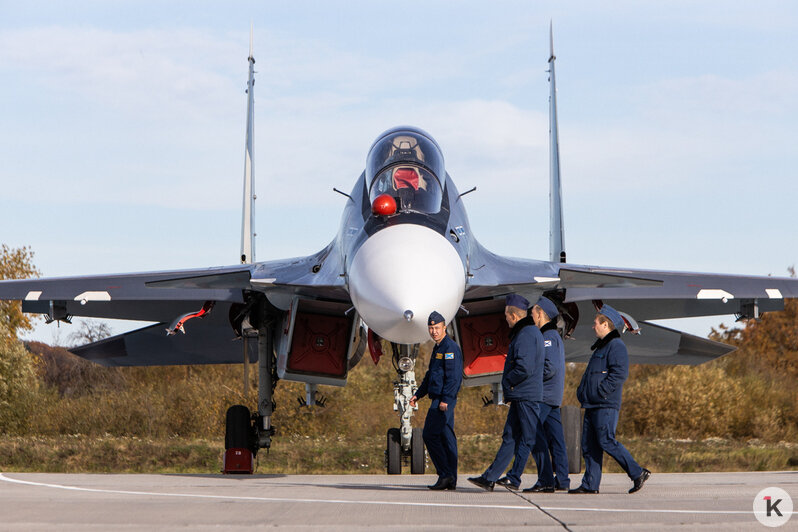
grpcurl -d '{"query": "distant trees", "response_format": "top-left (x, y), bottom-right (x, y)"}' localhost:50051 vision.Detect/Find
top-left (0, 244), bottom-right (39, 345)
top-left (67, 320), bottom-right (112, 347)
top-left (1, 244), bottom-right (41, 433)
top-left (709, 267), bottom-right (798, 382)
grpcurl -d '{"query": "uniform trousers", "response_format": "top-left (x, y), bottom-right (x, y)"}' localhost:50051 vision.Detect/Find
top-left (580, 407), bottom-right (642, 491)
top-left (422, 399), bottom-right (458, 480)
top-left (483, 400), bottom-right (539, 482)
top-left (507, 403), bottom-right (570, 489)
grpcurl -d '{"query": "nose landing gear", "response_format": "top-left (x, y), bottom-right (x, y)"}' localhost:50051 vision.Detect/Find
top-left (385, 343), bottom-right (426, 474)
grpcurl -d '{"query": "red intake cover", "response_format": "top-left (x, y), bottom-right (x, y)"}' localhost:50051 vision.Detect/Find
top-left (458, 313), bottom-right (510, 376)
top-left (287, 312), bottom-right (349, 377)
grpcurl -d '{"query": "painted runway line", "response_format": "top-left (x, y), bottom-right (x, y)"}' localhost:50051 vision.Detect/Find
top-left (0, 473), bottom-right (754, 516)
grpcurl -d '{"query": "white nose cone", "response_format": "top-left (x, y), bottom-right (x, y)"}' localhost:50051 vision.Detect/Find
top-left (349, 224), bottom-right (465, 344)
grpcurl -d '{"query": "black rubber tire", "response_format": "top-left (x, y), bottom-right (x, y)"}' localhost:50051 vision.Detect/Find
top-left (225, 405), bottom-right (252, 450)
top-left (562, 405), bottom-right (583, 474)
top-left (386, 428), bottom-right (401, 475)
top-left (410, 427), bottom-right (425, 474)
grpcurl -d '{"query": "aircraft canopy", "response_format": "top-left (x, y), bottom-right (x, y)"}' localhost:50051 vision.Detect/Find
top-left (366, 127), bottom-right (444, 214)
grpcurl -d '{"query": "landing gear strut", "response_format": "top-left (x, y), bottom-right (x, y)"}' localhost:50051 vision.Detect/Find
top-left (223, 298), bottom-right (278, 474)
top-left (385, 343), bottom-right (426, 474)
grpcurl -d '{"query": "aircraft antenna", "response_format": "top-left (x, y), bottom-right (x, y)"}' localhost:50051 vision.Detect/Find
top-left (241, 23), bottom-right (256, 264)
top-left (548, 21), bottom-right (566, 263)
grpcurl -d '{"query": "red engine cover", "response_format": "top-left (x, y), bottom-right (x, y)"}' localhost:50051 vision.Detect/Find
top-left (287, 312), bottom-right (349, 377)
top-left (458, 313), bottom-right (510, 376)
top-left (223, 448), bottom-right (253, 474)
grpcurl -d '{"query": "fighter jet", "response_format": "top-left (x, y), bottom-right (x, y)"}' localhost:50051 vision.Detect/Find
top-left (2, 28), bottom-right (797, 474)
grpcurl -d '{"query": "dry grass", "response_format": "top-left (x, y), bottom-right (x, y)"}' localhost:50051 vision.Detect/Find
top-left (1, 434), bottom-right (795, 474)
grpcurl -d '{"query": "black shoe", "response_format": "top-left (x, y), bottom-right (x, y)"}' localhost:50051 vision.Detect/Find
top-left (629, 469), bottom-right (651, 494)
top-left (496, 477), bottom-right (520, 491)
top-left (522, 484), bottom-right (555, 493)
top-left (428, 476), bottom-right (457, 491)
top-left (555, 486), bottom-right (569, 492)
top-left (568, 486), bottom-right (599, 494)
top-left (467, 476), bottom-right (495, 492)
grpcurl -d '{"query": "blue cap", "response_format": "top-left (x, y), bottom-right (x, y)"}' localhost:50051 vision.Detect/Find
top-left (505, 294), bottom-right (530, 310)
top-left (428, 311), bottom-right (445, 326)
top-left (599, 304), bottom-right (625, 331)
top-left (534, 296), bottom-right (558, 319)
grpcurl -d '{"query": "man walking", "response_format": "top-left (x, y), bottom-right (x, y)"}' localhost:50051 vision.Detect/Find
top-left (468, 294), bottom-right (544, 491)
top-left (570, 304), bottom-right (650, 494)
top-left (510, 295), bottom-right (570, 492)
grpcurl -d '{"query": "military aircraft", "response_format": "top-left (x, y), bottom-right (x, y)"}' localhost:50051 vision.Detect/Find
top-left (2, 28), bottom-right (798, 474)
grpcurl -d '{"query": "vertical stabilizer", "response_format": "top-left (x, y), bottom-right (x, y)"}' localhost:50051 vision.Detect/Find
top-left (548, 22), bottom-right (566, 263)
top-left (241, 23), bottom-right (256, 264)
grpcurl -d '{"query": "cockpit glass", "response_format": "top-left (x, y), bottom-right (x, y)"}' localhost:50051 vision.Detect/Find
top-left (366, 130), bottom-right (444, 214)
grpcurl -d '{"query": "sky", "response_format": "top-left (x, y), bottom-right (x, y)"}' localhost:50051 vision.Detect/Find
top-left (1, 1), bottom-right (797, 345)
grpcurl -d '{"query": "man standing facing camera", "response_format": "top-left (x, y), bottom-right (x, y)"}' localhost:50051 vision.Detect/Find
top-left (570, 304), bottom-right (650, 495)
top-left (410, 311), bottom-right (463, 491)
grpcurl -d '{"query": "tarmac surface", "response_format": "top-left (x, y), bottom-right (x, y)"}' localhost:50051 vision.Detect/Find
top-left (0, 470), bottom-right (795, 530)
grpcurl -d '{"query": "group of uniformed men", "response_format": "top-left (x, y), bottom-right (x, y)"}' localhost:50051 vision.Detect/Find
top-left (411, 294), bottom-right (651, 494)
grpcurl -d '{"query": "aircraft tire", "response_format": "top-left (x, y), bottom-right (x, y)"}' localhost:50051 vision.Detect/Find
top-left (561, 405), bottom-right (583, 474)
top-left (225, 404), bottom-right (252, 450)
top-left (386, 428), bottom-right (401, 474)
top-left (410, 427), bottom-right (425, 474)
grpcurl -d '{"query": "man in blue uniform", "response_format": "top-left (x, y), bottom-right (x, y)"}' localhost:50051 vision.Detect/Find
top-left (570, 304), bottom-right (651, 494)
top-left (502, 296), bottom-right (570, 492)
top-left (410, 311), bottom-right (463, 490)
top-left (468, 294), bottom-right (544, 491)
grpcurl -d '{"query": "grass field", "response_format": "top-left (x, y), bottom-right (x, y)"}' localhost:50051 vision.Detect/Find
top-left (1, 434), bottom-right (796, 475)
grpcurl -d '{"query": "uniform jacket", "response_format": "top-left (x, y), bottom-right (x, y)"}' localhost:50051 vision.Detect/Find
top-left (416, 334), bottom-right (463, 406)
top-left (576, 330), bottom-right (629, 410)
top-left (501, 316), bottom-right (545, 402)
top-left (540, 321), bottom-right (566, 407)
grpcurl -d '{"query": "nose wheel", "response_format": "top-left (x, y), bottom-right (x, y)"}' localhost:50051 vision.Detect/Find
top-left (386, 426), bottom-right (426, 475)
top-left (385, 343), bottom-right (426, 474)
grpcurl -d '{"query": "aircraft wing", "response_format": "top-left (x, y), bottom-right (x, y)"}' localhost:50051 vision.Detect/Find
top-left (466, 252), bottom-right (796, 319)
top-left (557, 263), bottom-right (797, 320)
top-left (463, 253), bottom-right (797, 365)
top-left (0, 241), bottom-right (348, 324)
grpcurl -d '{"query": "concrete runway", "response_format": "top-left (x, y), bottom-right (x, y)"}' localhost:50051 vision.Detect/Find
top-left (1, 471), bottom-right (795, 530)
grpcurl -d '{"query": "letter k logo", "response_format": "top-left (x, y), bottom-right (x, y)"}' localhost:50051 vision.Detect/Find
top-left (765, 496), bottom-right (783, 517)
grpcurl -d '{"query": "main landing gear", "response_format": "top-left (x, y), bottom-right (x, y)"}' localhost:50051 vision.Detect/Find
top-left (385, 343), bottom-right (426, 475)
top-left (223, 300), bottom-right (277, 474)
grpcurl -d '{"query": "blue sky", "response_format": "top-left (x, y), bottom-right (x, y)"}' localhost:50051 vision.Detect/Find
top-left (2, 1), bottom-right (797, 344)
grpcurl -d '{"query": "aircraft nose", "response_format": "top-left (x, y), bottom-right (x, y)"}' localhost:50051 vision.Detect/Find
top-left (349, 224), bottom-right (466, 344)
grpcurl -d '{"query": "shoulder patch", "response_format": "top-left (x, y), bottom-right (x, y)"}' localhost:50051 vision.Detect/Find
top-left (544, 340), bottom-right (552, 347)
top-left (445, 352), bottom-right (454, 360)
top-left (436, 353), bottom-right (443, 359)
